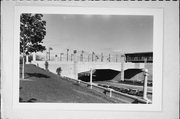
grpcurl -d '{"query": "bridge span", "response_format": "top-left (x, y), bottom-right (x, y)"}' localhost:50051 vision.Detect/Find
top-left (33, 61), bottom-right (149, 80)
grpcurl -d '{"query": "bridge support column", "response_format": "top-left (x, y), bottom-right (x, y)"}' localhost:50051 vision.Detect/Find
top-left (143, 69), bottom-right (148, 100)
top-left (109, 88), bottom-right (112, 97)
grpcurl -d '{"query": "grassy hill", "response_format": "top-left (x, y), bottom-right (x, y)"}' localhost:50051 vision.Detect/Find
top-left (20, 64), bottom-right (123, 103)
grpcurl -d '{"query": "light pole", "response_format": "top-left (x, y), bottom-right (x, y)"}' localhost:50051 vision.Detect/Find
top-left (71, 54), bottom-right (73, 61)
top-left (73, 50), bottom-right (77, 79)
top-left (121, 54), bottom-right (125, 81)
top-left (48, 47), bottom-right (53, 61)
top-left (116, 54), bottom-right (118, 62)
top-left (67, 49), bottom-right (69, 62)
top-left (81, 50), bottom-right (84, 62)
top-left (101, 53), bottom-right (103, 62)
top-left (92, 52), bottom-right (95, 62)
top-left (60, 53), bottom-right (63, 61)
top-left (109, 54), bottom-right (111, 62)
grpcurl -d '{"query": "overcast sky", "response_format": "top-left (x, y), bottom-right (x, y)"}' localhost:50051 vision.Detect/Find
top-left (42, 14), bottom-right (153, 55)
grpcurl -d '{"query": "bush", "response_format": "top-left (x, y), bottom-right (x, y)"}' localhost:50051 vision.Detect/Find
top-left (45, 61), bottom-right (49, 71)
top-left (56, 67), bottom-right (62, 76)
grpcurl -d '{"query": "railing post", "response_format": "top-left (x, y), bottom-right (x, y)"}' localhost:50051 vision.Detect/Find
top-left (109, 88), bottom-right (112, 97)
top-left (143, 68), bottom-right (148, 100)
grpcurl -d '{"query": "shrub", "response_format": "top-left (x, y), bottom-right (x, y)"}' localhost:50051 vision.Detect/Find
top-left (45, 61), bottom-right (49, 71)
top-left (56, 67), bottom-right (62, 76)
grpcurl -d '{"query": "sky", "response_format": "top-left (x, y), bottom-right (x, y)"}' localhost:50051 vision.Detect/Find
top-left (42, 14), bottom-right (153, 55)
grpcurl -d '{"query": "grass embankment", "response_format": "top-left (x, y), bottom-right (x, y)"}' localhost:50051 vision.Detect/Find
top-left (20, 64), bottom-right (124, 103)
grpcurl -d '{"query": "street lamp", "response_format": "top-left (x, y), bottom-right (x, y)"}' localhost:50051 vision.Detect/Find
top-left (48, 47), bottom-right (53, 61)
top-left (67, 49), bottom-right (69, 62)
top-left (60, 53), bottom-right (64, 61)
top-left (121, 54), bottom-right (125, 81)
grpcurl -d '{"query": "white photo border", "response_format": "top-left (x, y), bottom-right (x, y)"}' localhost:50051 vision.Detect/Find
top-left (13, 6), bottom-right (163, 111)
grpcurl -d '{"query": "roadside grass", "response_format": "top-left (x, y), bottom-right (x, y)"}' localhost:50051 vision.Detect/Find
top-left (20, 64), bottom-right (124, 103)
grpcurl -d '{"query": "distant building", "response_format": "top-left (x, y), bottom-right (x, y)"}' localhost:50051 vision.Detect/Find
top-left (125, 52), bottom-right (153, 63)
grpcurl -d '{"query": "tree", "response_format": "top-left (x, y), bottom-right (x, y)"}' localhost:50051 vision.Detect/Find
top-left (20, 14), bottom-right (46, 79)
top-left (20, 14), bottom-right (46, 55)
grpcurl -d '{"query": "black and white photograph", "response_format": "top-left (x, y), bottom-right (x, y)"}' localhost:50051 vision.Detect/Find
top-left (19, 13), bottom-right (153, 104)
top-left (2, 1), bottom-right (179, 119)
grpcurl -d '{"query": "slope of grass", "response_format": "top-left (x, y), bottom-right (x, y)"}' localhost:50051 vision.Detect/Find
top-left (20, 64), bottom-right (123, 103)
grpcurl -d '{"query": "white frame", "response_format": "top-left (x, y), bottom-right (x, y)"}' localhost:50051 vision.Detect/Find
top-left (13, 6), bottom-right (163, 111)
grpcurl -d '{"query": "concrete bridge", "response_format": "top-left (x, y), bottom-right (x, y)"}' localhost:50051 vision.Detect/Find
top-left (33, 61), bottom-right (148, 80)
top-left (27, 52), bottom-right (151, 80)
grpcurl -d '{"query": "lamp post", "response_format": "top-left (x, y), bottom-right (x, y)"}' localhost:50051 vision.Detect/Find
top-left (92, 52), bottom-right (95, 62)
top-left (67, 49), bottom-right (69, 62)
top-left (73, 50), bottom-right (77, 79)
top-left (71, 54), bottom-right (73, 62)
top-left (109, 54), bottom-right (111, 62)
top-left (81, 50), bottom-right (84, 62)
top-left (48, 47), bottom-right (53, 61)
top-left (121, 54), bottom-right (125, 81)
top-left (60, 53), bottom-right (63, 61)
top-left (101, 53), bottom-right (103, 62)
top-left (116, 54), bottom-right (118, 62)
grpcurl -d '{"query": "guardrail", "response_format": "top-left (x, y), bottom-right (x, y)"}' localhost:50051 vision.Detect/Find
top-left (63, 76), bottom-right (151, 104)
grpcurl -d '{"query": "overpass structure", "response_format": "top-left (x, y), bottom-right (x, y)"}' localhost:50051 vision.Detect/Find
top-left (27, 52), bottom-right (151, 80)
top-left (27, 53), bottom-right (152, 102)
top-left (33, 61), bottom-right (149, 80)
